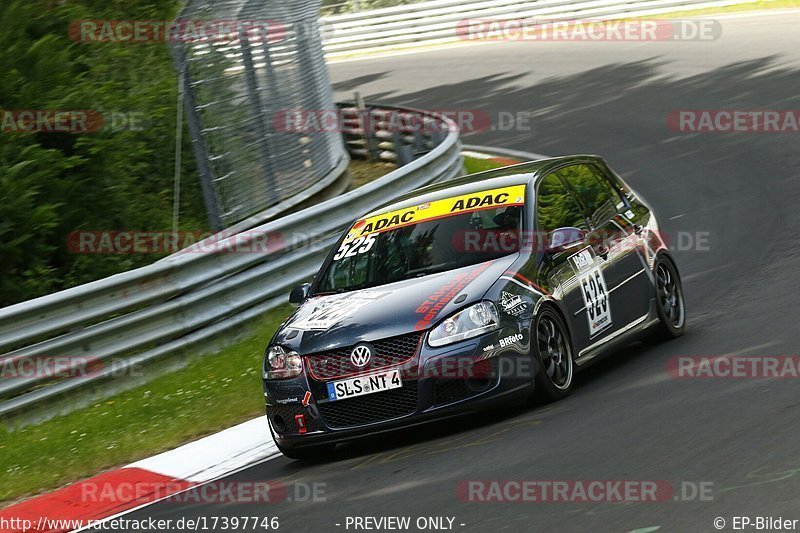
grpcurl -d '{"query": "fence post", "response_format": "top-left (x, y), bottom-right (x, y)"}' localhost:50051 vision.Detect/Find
top-left (239, 30), bottom-right (281, 205)
top-left (174, 50), bottom-right (223, 232)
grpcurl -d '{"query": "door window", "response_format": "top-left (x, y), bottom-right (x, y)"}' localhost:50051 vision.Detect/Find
top-left (536, 172), bottom-right (589, 234)
top-left (559, 164), bottom-right (622, 224)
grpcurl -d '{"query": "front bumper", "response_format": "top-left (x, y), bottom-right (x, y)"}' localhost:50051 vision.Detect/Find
top-left (262, 328), bottom-right (534, 449)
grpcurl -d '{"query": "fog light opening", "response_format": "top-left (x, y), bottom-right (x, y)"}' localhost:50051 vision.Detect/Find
top-left (272, 414), bottom-right (286, 433)
top-left (466, 377), bottom-right (491, 392)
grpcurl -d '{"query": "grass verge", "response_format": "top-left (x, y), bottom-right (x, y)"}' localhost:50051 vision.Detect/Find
top-left (0, 152), bottom-right (514, 507)
top-left (0, 304), bottom-right (293, 505)
top-left (347, 159), bottom-right (398, 190)
top-left (463, 155), bottom-right (522, 174)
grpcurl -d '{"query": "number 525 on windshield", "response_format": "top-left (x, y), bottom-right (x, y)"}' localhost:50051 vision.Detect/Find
top-left (333, 234), bottom-right (377, 261)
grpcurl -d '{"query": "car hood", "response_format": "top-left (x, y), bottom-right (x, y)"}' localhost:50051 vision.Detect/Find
top-left (274, 255), bottom-right (518, 354)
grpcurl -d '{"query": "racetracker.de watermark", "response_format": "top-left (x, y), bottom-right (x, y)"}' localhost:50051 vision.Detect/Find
top-left (1, 110), bottom-right (147, 134)
top-left (451, 229), bottom-right (711, 254)
top-left (0, 355), bottom-right (143, 380)
top-left (69, 19), bottom-right (287, 44)
top-left (455, 19), bottom-right (721, 41)
top-left (668, 110), bottom-right (800, 133)
top-left (80, 480), bottom-right (325, 504)
top-left (668, 356), bottom-right (800, 379)
top-left (273, 109), bottom-right (536, 134)
top-left (67, 230), bottom-right (286, 255)
top-left (457, 480), bottom-right (713, 502)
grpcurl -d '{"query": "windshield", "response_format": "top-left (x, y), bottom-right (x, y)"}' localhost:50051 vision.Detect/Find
top-left (315, 185), bottom-right (526, 294)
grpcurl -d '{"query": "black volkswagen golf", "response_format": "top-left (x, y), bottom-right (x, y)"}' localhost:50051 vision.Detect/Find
top-left (262, 155), bottom-right (685, 459)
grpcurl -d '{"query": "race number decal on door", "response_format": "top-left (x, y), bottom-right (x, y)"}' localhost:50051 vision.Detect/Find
top-left (570, 248), bottom-right (612, 337)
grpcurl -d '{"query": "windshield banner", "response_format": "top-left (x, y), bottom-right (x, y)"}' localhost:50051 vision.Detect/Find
top-left (345, 184), bottom-right (526, 243)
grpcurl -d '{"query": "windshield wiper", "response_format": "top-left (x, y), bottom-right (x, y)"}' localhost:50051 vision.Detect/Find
top-left (315, 280), bottom-right (376, 296)
top-left (403, 262), bottom-right (455, 280)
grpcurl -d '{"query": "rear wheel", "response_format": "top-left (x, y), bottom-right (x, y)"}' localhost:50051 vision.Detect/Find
top-left (532, 307), bottom-right (574, 402)
top-left (652, 256), bottom-right (686, 340)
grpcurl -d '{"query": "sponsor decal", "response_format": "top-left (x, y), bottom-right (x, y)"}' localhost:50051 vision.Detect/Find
top-left (289, 290), bottom-right (389, 330)
top-left (482, 344), bottom-right (495, 353)
top-left (499, 291), bottom-right (527, 316)
top-left (569, 248), bottom-right (612, 336)
top-left (415, 261), bottom-right (495, 330)
top-left (302, 390), bottom-right (312, 407)
top-left (498, 333), bottom-right (523, 348)
top-left (344, 185), bottom-right (526, 243)
top-left (275, 397), bottom-right (299, 405)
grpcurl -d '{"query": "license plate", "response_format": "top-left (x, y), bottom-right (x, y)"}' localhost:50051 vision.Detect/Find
top-left (326, 369), bottom-right (402, 402)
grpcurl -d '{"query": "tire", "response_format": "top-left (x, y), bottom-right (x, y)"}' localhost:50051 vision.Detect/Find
top-left (652, 256), bottom-right (686, 340)
top-left (277, 441), bottom-right (336, 461)
top-left (532, 307), bottom-right (575, 403)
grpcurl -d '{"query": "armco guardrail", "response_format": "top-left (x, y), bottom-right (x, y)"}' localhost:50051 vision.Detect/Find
top-left (321, 0), bottom-right (754, 56)
top-left (0, 104), bottom-right (463, 420)
top-left (339, 104), bottom-right (450, 165)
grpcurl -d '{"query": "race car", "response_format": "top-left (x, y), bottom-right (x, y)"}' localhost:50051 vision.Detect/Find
top-left (262, 155), bottom-right (685, 459)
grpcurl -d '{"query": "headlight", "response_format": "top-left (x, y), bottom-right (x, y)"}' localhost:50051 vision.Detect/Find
top-left (428, 301), bottom-right (500, 347)
top-left (264, 345), bottom-right (303, 379)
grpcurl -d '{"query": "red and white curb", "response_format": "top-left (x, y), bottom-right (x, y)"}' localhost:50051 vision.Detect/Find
top-left (0, 416), bottom-right (278, 533)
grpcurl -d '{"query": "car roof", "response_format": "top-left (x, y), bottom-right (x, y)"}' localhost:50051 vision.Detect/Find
top-left (361, 154), bottom-right (603, 218)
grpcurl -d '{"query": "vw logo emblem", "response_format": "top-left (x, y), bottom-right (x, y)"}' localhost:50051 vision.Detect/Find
top-left (350, 345), bottom-right (372, 368)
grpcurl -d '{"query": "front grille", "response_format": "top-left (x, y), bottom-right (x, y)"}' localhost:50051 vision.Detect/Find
top-left (318, 382), bottom-right (418, 428)
top-left (306, 333), bottom-right (421, 381)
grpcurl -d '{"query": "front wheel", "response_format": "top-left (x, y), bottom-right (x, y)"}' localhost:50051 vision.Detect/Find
top-left (532, 307), bottom-right (574, 402)
top-left (652, 256), bottom-right (686, 340)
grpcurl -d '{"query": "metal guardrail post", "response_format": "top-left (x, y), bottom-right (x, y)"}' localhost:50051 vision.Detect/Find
top-left (393, 130), bottom-right (413, 166)
top-left (354, 93), bottom-right (380, 162)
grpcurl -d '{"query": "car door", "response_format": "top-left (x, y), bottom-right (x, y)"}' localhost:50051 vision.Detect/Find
top-left (559, 163), bottom-right (651, 335)
top-left (535, 171), bottom-right (613, 353)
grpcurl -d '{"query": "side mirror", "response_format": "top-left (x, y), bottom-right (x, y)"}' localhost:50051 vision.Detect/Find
top-left (547, 227), bottom-right (586, 252)
top-left (289, 283), bottom-right (311, 306)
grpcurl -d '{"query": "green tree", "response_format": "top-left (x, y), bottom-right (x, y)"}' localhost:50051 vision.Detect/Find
top-left (0, 0), bottom-right (207, 307)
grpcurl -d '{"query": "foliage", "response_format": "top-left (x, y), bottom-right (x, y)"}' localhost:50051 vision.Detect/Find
top-left (0, 0), bottom-right (207, 307)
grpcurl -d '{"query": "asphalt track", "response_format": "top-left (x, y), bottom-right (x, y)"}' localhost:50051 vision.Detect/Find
top-left (107, 11), bottom-right (800, 533)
